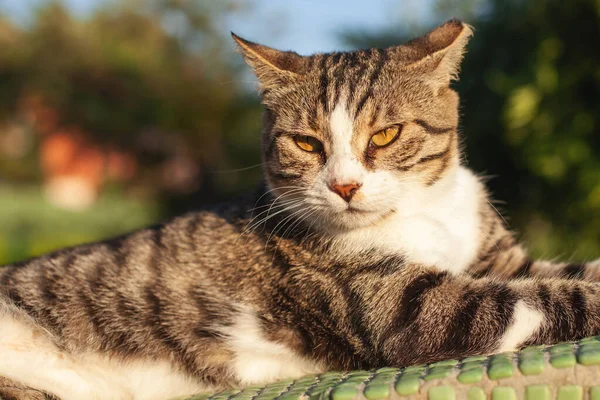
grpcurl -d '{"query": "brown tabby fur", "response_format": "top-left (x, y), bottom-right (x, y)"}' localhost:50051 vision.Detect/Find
top-left (0, 19), bottom-right (599, 400)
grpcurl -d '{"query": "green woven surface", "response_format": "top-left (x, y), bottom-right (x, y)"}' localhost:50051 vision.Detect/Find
top-left (186, 337), bottom-right (600, 400)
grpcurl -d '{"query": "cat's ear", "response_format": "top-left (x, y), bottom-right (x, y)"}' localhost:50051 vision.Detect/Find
top-left (390, 19), bottom-right (473, 92)
top-left (231, 33), bottom-right (308, 90)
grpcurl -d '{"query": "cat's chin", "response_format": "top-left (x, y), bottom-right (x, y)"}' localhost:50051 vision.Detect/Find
top-left (318, 208), bottom-right (397, 234)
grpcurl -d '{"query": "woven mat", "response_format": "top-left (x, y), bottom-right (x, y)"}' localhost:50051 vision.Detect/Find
top-left (186, 336), bottom-right (600, 400)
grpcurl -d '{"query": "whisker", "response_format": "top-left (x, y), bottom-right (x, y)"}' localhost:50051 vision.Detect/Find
top-left (487, 200), bottom-right (510, 229)
top-left (265, 205), bottom-right (309, 249)
top-left (244, 201), bottom-right (304, 235)
top-left (246, 194), bottom-right (306, 213)
top-left (247, 198), bottom-right (304, 214)
top-left (210, 163), bottom-right (266, 174)
top-left (245, 201), bottom-right (305, 235)
top-left (249, 186), bottom-right (305, 216)
top-left (247, 188), bottom-right (305, 222)
top-left (281, 207), bottom-right (319, 243)
top-left (260, 188), bottom-right (305, 223)
top-left (301, 209), bottom-right (321, 245)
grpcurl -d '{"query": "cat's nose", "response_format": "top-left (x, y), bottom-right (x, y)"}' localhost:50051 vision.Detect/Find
top-left (329, 182), bottom-right (361, 202)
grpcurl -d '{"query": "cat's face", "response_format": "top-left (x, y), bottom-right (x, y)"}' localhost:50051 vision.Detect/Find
top-left (235, 20), bottom-right (472, 233)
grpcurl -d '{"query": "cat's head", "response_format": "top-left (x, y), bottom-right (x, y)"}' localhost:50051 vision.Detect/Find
top-left (234, 20), bottom-right (472, 233)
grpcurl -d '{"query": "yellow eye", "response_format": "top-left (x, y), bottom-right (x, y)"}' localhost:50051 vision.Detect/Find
top-left (370, 126), bottom-right (401, 147)
top-left (294, 135), bottom-right (323, 153)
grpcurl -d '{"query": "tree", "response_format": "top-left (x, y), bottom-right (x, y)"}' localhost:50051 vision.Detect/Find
top-left (0, 0), bottom-right (263, 206)
top-left (0, 1), bottom-right (264, 263)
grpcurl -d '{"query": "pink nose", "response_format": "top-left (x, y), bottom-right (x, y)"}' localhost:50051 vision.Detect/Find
top-left (329, 182), bottom-right (361, 202)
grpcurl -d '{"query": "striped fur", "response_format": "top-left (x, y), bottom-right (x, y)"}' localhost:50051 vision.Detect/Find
top-left (0, 20), bottom-right (599, 400)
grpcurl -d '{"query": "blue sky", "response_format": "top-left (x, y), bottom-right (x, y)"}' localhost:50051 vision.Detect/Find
top-left (2, 0), bottom-right (438, 54)
top-left (1, 0), bottom-right (103, 20)
top-left (223, 0), bottom-right (436, 54)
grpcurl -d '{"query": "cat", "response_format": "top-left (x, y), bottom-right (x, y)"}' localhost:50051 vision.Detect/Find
top-left (0, 19), bottom-right (599, 400)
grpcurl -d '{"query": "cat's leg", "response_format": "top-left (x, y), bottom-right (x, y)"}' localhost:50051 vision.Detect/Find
top-left (0, 376), bottom-right (59, 400)
top-left (0, 303), bottom-right (131, 400)
top-left (361, 266), bottom-right (600, 366)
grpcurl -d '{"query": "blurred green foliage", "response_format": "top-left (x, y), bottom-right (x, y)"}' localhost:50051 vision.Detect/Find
top-left (0, 0), bottom-right (264, 264)
top-left (0, 0), bottom-right (599, 264)
top-left (344, 0), bottom-right (600, 259)
top-left (0, 0), bottom-right (263, 192)
top-left (0, 185), bottom-right (159, 264)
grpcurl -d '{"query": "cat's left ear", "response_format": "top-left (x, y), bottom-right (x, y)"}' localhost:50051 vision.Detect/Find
top-left (391, 19), bottom-right (473, 92)
top-left (232, 33), bottom-right (308, 91)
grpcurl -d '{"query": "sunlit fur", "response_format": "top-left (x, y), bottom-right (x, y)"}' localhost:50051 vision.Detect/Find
top-left (235, 21), bottom-right (474, 270)
top-left (259, 61), bottom-right (462, 235)
top-left (1, 20), bottom-right (600, 400)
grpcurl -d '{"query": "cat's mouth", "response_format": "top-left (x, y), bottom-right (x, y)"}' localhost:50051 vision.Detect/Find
top-left (340, 205), bottom-right (397, 219)
top-left (345, 206), bottom-right (369, 214)
top-left (324, 206), bottom-right (397, 232)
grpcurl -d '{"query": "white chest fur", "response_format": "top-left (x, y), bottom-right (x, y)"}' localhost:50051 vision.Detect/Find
top-left (332, 167), bottom-right (483, 274)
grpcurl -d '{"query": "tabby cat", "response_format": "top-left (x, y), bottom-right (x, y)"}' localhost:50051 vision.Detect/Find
top-left (0, 19), bottom-right (599, 400)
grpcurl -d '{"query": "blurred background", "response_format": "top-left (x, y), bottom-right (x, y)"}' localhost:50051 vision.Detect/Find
top-left (0, 0), bottom-right (598, 265)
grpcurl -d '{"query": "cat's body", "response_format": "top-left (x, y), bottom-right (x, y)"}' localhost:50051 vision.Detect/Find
top-left (1, 20), bottom-right (599, 400)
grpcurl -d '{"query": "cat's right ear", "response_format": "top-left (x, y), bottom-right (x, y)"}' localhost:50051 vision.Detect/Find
top-left (390, 19), bottom-right (473, 93)
top-left (231, 33), bottom-right (308, 90)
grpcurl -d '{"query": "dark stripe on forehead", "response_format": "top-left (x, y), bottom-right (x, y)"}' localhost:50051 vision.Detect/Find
top-left (368, 48), bottom-right (386, 86)
top-left (344, 51), bottom-right (360, 67)
top-left (332, 53), bottom-right (347, 107)
top-left (318, 56), bottom-right (330, 112)
top-left (347, 52), bottom-right (371, 106)
top-left (335, 51), bottom-right (370, 109)
top-left (414, 119), bottom-right (455, 135)
top-left (331, 52), bottom-right (343, 66)
top-left (354, 48), bottom-right (387, 117)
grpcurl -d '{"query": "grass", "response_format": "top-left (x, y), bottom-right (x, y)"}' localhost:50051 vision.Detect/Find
top-left (0, 184), bottom-right (160, 265)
